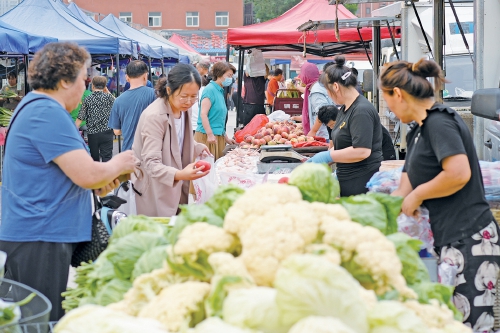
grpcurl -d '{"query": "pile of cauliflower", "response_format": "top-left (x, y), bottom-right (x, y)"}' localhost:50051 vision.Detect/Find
top-left (54, 184), bottom-right (471, 333)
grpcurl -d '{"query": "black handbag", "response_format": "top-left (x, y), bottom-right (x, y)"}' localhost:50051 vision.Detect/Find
top-left (4, 95), bottom-right (128, 267)
top-left (71, 193), bottom-right (127, 267)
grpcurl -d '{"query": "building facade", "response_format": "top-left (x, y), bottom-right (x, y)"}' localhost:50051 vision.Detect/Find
top-left (67, 0), bottom-right (244, 30)
top-left (356, 2), bottom-right (393, 18)
top-left (0, 0), bottom-right (21, 15)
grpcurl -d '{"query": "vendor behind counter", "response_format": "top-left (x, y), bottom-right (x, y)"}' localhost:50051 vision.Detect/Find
top-left (0, 72), bottom-right (24, 110)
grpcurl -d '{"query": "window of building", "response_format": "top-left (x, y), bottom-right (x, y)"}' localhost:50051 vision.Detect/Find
top-left (186, 12), bottom-right (199, 27)
top-left (119, 12), bottom-right (132, 23)
top-left (366, 7), bottom-right (371, 14)
top-left (215, 11), bottom-right (229, 27)
top-left (148, 12), bottom-right (162, 27)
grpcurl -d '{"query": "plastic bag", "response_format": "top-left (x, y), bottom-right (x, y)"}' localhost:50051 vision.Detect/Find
top-left (192, 155), bottom-right (217, 204)
top-left (480, 161), bottom-right (500, 201)
top-left (245, 49), bottom-right (266, 77)
top-left (234, 114), bottom-right (269, 143)
top-left (114, 181), bottom-right (137, 215)
top-left (267, 110), bottom-right (291, 122)
top-left (366, 167), bottom-right (403, 194)
top-left (438, 261), bottom-right (458, 286)
top-left (397, 207), bottom-right (434, 251)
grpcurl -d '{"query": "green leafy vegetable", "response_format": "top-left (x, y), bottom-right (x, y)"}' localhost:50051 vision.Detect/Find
top-left (336, 195), bottom-right (391, 234)
top-left (206, 184), bottom-right (245, 218)
top-left (167, 250), bottom-right (214, 281)
top-left (274, 254), bottom-right (369, 333)
top-left (169, 205), bottom-right (224, 244)
top-left (110, 215), bottom-right (167, 243)
top-left (387, 233), bottom-right (430, 285)
top-left (367, 193), bottom-right (403, 235)
top-left (131, 245), bottom-right (169, 280)
top-left (367, 300), bottom-right (428, 333)
top-left (205, 276), bottom-right (242, 318)
top-left (410, 282), bottom-right (463, 321)
top-left (288, 163), bottom-right (339, 203)
top-left (0, 293), bottom-right (35, 326)
top-left (106, 232), bottom-right (168, 280)
top-left (94, 279), bottom-right (132, 306)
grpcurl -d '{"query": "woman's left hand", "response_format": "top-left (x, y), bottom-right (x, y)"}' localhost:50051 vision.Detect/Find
top-left (401, 191), bottom-right (423, 217)
top-left (94, 179), bottom-right (120, 197)
top-left (201, 146), bottom-right (213, 157)
top-left (225, 137), bottom-right (236, 145)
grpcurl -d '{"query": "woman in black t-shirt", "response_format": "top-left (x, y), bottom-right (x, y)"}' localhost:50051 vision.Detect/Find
top-left (307, 56), bottom-right (383, 196)
top-left (381, 59), bottom-right (499, 331)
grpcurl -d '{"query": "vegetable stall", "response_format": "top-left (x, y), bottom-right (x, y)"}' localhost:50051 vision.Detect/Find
top-left (53, 164), bottom-right (471, 333)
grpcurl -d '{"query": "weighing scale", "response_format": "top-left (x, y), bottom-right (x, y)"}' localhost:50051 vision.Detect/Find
top-left (259, 145), bottom-right (305, 163)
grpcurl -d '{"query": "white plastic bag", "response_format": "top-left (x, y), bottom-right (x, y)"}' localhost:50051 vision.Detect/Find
top-left (267, 110), bottom-right (291, 122)
top-left (397, 207), bottom-right (434, 251)
top-left (114, 181), bottom-right (137, 215)
top-left (245, 49), bottom-right (266, 77)
top-left (192, 155), bottom-right (217, 204)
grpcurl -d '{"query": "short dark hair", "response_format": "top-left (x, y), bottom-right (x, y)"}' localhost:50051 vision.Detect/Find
top-left (156, 63), bottom-right (201, 100)
top-left (320, 55), bottom-right (358, 89)
top-left (92, 76), bottom-right (107, 90)
top-left (318, 105), bottom-right (340, 124)
top-left (28, 42), bottom-right (90, 91)
top-left (197, 61), bottom-right (210, 71)
top-left (126, 60), bottom-right (149, 78)
top-left (351, 67), bottom-right (359, 77)
top-left (274, 68), bottom-right (283, 76)
top-left (323, 62), bottom-right (335, 72)
top-left (211, 62), bottom-right (231, 80)
top-left (7, 72), bottom-right (17, 80)
top-left (228, 63), bottom-right (236, 74)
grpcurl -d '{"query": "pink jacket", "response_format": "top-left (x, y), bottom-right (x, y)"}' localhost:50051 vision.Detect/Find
top-left (132, 98), bottom-right (206, 217)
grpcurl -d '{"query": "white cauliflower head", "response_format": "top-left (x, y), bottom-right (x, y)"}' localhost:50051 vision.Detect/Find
top-left (138, 281), bottom-right (211, 332)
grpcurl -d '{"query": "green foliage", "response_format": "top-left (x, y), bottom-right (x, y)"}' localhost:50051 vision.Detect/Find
top-left (252, 0), bottom-right (301, 22)
top-left (344, 3), bottom-right (358, 15)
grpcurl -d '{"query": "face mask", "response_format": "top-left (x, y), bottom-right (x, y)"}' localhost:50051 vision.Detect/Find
top-left (222, 77), bottom-right (233, 87)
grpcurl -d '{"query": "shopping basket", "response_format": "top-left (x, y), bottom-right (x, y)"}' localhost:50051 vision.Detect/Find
top-left (0, 279), bottom-right (51, 333)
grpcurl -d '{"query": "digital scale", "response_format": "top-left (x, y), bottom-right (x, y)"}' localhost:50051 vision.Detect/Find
top-left (257, 145), bottom-right (306, 174)
top-left (259, 145), bottom-right (305, 163)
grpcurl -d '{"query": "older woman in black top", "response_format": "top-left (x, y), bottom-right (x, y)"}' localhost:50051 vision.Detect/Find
top-left (76, 76), bottom-right (115, 162)
top-left (307, 56), bottom-right (383, 197)
top-left (382, 59), bottom-right (499, 331)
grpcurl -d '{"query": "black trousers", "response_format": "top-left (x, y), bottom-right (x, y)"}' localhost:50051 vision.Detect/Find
top-left (339, 167), bottom-right (379, 197)
top-left (0, 241), bottom-right (77, 321)
top-left (241, 103), bottom-right (266, 126)
top-left (88, 129), bottom-right (113, 162)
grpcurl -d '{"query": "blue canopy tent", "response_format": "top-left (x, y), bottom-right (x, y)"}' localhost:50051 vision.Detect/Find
top-left (100, 14), bottom-right (179, 62)
top-left (0, 0), bottom-right (135, 56)
top-left (65, 2), bottom-right (138, 58)
top-left (0, 20), bottom-right (57, 54)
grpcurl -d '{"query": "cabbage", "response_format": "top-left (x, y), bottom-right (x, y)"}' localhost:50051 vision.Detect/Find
top-left (105, 232), bottom-right (168, 280)
top-left (274, 254), bottom-right (369, 333)
top-left (410, 282), bottom-right (462, 321)
top-left (94, 278), bottom-right (132, 306)
top-left (131, 245), bottom-right (169, 280)
top-left (387, 233), bottom-right (430, 285)
top-left (206, 185), bottom-right (245, 218)
top-left (222, 287), bottom-right (287, 333)
top-left (288, 164), bottom-right (339, 203)
top-left (110, 215), bottom-right (167, 243)
top-left (288, 316), bottom-right (358, 333)
top-left (169, 205), bottom-right (224, 244)
top-left (194, 317), bottom-right (259, 333)
top-left (367, 300), bottom-right (427, 333)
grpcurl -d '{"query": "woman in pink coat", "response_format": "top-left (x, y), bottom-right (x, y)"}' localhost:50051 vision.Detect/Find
top-left (132, 64), bottom-right (210, 217)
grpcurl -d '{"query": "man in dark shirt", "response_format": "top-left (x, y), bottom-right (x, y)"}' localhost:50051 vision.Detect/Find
top-left (241, 71), bottom-right (266, 126)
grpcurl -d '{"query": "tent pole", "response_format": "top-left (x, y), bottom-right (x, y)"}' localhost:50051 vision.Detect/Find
top-left (226, 44), bottom-right (230, 62)
top-left (116, 53), bottom-right (121, 153)
top-left (236, 48), bottom-right (244, 129)
top-left (161, 58), bottom-right (165, 75)
top-left (23, 55), bottom-right (29, 95)
top-left (372, 22), bottom-right (381, 113)
top-left (148, 57), bottom-right (152, 82)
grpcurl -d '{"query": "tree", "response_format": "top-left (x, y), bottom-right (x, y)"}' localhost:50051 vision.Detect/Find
top-left (344, 3), bottom-right (358, 15)
top-left (251, 0), bottom-right (301, 22)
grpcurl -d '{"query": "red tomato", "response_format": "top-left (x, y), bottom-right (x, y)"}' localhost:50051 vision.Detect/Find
top-left (194, 160), bottom-right (211, 171)
top-left (278, 177), bottom-right (289, 184)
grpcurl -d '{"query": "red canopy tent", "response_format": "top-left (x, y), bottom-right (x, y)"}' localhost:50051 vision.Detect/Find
top-left (227, 0), bottom-right (399, 57)
top-left (169, 34), bottom-right (202, 55)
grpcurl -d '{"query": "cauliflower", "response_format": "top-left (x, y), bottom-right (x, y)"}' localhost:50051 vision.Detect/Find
top-left (168, 223), bottom-right (240, 281)
top-left (224, 184), bottom-right (303, 236)
top-left (359, 287), bottom-right (378, 310)
top-left (108, 264), bottom-right (189, 316)
top-left (305, 244), bottom-right (341, 265)
top-left (55, 304), bottom-right (168, 333)
top-left (138, 281), bottom-right (211, 332)
top-left (321, 219), bottom-right (416, 298)
top-left (403, 300), bottom-right (462, 330)
top-left (205, 252), bottom-right (255, 317)
top-left (287, 316), bottom-right (358, 333)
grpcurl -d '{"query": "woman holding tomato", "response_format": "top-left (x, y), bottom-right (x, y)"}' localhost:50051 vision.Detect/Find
top-left (132, 64), bottom-right (210, 217)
